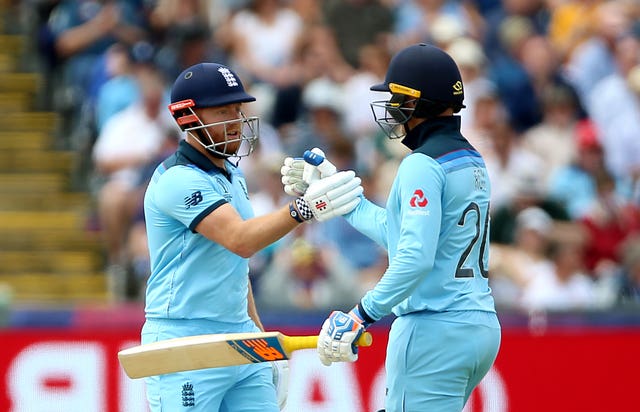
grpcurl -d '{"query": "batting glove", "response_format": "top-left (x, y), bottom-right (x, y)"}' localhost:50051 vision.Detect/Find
top-left (281, 148), bottom-right (337, 197)
top-left (317, 311), bottom-right (365, 366)
top-left (303, 170), bottom-right (362, 221)
top-left (281, 157), bottom-right (307, 197)
top-left (271, 360), bottom-right (289, 410)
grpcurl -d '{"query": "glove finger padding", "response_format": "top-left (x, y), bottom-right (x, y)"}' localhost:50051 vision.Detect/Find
top-left (303, 147), bottom-right (337, 183)
top-left (303, 171), bottom-right (363, 221)
top-left (281, 157), bottom-right (307, 197)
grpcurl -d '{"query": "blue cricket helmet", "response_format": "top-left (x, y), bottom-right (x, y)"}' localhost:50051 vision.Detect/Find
top-left (168, 63), bottom-right (259, 159)
top-left (371, 43), bottom-right (465, 110)
top-left (170, 62), bottom-right (255, 108)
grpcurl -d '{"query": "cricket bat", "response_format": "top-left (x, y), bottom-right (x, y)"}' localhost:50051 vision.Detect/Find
top-left (118, 331), bottom-right (373, 379)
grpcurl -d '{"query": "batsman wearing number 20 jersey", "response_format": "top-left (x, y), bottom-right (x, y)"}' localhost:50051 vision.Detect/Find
top-left (316, 44), bottom-right (501, 412)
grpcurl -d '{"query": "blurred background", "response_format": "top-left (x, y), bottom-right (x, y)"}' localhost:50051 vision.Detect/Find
top-left (0, 0), bottom-right (639, 411)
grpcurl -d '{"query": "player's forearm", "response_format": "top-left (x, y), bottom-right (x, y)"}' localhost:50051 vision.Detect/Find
top-left (227, 205), bottom-right (300, 258)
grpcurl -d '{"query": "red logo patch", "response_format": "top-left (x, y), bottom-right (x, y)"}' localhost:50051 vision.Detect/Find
top-left (315, 200), bottom-right (328, 210)
top-left (409, 189), bottom-right (428, 208)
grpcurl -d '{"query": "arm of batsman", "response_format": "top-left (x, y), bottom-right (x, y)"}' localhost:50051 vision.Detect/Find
top-left (302, 170), bottom-right (363, 222)
top-left (317, 311), bottom-right (365, 366)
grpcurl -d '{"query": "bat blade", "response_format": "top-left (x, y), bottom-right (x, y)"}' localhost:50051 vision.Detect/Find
top-left (118, 331), bottom-right (372, 379)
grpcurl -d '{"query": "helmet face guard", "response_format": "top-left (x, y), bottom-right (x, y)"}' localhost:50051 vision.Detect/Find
top-left (169, 99), bottom-right (259, 158)
top-left (369, 43), bottom-right (466, 140)
top-left (370, 83), bottom-right (420, 139)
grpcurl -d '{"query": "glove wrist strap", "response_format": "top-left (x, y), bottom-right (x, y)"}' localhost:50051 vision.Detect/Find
top-left (350, 304), bottom-right (375, 328)
top-left (289, 199), bottom-right (313, 222)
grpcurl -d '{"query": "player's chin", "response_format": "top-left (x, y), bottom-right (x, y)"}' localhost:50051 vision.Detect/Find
top-left (222, 140), bottom-right (241, 156)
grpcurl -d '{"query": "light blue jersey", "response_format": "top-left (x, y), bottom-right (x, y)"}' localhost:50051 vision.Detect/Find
top-left (144, 140), bottom-right (254, 323)
top-left (346, 117), bottom-right (496, 320)
top-left (347, 116), bottom-right (500, 411)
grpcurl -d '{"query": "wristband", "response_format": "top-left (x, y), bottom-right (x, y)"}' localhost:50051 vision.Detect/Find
top-left (289, 201), bottom-right (304, 223)
top-left (349, 303), bottom-right (375, 328)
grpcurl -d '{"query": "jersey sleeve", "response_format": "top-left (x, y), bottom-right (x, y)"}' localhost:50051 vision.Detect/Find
top-left (361, 153), bottom-right (445, 321)
top-left (344, 197), bottom-right (388, 249)
top-left (154, 166), bottom-right (227, 232)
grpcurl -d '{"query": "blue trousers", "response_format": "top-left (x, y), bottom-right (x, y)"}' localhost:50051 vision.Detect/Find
top-left (385, 310), bottom-right (501, 412)
top-left (141, 318), bottom-right (278, 412)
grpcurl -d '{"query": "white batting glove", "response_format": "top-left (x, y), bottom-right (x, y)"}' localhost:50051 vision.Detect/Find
top-left (271, 360), bottom-right (289, 410)
top-left (302, 148), bottom-right (337, 184)
top-left (281, 157), bottom-right (307, 197)
top-left (281, 148), bottom-right (337, 197)
top-left (317, 311), bottom-right (365, 366)
top-left (302, 170), bottom-right (362, 222)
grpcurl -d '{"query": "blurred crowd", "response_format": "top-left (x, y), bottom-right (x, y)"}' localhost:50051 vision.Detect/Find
top-left (22, 0), bottom-right (640, 312)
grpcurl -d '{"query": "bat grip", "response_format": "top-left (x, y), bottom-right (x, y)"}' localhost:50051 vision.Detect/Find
top-left (284, 332), bottom-right (373, 353)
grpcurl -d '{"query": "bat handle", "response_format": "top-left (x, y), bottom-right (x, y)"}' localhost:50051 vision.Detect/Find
top-left (357, 331), bottom-right (373, 347)
top-left (283, 332), bottom-right (373, 354)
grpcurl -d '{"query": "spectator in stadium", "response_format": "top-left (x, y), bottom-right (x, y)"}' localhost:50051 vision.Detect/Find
top-left (222, 0), bottom-right (305, 87)
top-left (391, 0), bottom-right (473, 50)
top-left (490, 169), bottom-right (570, 245)
top-left (447, 36), bottom-right (494, 136)
top-left (490, 206), bottom-right (556, 308)
top-left (94, 43), bottom-right (140, 134)
top-left (520, 237), bottom-right (597, 312)
top-left (341, 43), bottom-right (391, 147)
top-left (482, 114), bottom-right (545, 211)
top-left (548, 119), bottom-right (627, 219)
top-left (246, 153), bottom-right (291, 285)
top-left (522, 83), bottom-right (583, 185)
top-left (321, 0), bottom-right (394, 69)
top-left (585, 31), bottom-right (640, 182)
top-left (482, 0), bottom-right (549, 61)
top-left (579, 168), bottom-right (640, 277)
top-left (256, 237), bottom-right (361, 311)
top-left (488, 24), bottom-right (546, 132)
top-left (125, 131), bottom-right (181, 300)
top-left (91, 66), bottom-right (175, 300)
top-left (615, 237), bottom-right (640, 306)
top-left (45, 0), bottom-right (145, 134)
top-left (268, 23), bottom-right (354, 129)
top-left (564, 0), bottom-right (633, 103)
top-left (546, 0), bottom-right (602, 63)
top-left (280, 76), bottom-right (347, 158)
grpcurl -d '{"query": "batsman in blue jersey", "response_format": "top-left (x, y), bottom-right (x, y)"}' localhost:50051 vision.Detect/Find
top-left (308, 44), bottom-right (501, 411)
top-left (140, 63), bottom-right (363, 411)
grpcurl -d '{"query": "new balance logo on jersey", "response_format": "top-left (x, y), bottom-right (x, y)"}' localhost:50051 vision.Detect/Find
top-left (181, 382), bottom-right (195, 407)
top-left (185, 191), bottom-right (203, 209)
top-left (218, 67), bottom-right (238, 87)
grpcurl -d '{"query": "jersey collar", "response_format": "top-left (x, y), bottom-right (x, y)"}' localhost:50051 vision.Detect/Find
top-left (177, 140), bottom-right (231, 178)
top-left (402, 116), bottom-right (462, 150)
